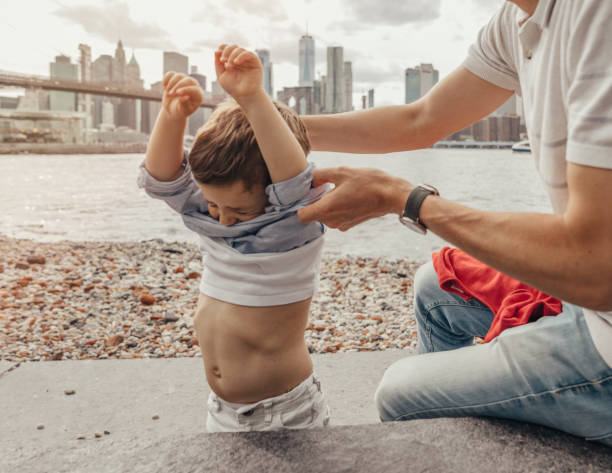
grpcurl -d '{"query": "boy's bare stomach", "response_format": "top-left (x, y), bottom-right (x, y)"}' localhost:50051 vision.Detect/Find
top-left (194, 293), bottom-right (313, 403)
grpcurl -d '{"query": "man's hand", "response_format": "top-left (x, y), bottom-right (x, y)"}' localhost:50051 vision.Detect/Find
top-left (215, 44), bottom-right (263, 102)
top-left (298, 167), bottom-right (414, 231)
top-left (162, 72), bottom-right (203, 119)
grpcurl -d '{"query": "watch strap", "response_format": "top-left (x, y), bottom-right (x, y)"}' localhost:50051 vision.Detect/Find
top-left (403, 185), bottom-right (438, 228)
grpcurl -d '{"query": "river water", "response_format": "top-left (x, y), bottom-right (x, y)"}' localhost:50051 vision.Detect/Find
top-left (0, 149), bottom-right (550, 262)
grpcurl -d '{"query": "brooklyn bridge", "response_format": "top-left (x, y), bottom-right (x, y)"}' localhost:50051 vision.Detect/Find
top-left (0, 70), bottom-right (219, 108)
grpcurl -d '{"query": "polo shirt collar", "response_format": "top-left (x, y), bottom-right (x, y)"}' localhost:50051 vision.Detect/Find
top-left (517, 0), bottom-right (557, 28)
top-left (517, 0), bottom-right (556, 55)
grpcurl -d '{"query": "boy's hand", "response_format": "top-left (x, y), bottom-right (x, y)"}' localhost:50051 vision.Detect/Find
top-left (162, 72), bottom-right (203, 120)
top-left (215, 44), bottom-right (264, 102)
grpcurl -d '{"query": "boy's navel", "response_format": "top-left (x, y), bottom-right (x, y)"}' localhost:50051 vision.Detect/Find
top-left (212, 366), bottom-right (222, 378)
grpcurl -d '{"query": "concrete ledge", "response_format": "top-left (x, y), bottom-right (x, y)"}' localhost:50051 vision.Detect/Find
top-left (4, 419), bottom-right (611, 473)
top-left (2, 352), bottom-right (611, 472)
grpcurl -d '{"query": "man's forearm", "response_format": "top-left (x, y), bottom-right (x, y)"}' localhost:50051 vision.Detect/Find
top-left (302, 104), bottom-right (432, 154)
top-left (145, 110), bottom-right (187, 181)
top-left (414, 195), bottom-right (612, 311)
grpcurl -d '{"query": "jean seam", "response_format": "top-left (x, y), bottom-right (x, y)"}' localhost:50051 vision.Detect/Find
top-left (424, 299), bottom-right (489, 313)
top-left (392, 373), bottom-right (612, 422)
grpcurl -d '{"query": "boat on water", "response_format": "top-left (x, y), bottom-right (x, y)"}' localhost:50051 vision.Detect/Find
top-left (512, 140), bottom-right (531, 153)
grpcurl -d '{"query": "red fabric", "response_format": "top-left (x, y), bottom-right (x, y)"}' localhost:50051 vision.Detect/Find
top-left (432, 247), bottom-right (562, 342)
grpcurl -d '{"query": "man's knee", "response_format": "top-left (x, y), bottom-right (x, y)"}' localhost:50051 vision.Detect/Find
top-left (413, 262), bottom-right (440, 317)
top-left (375, 357), bottom-right (425, 422)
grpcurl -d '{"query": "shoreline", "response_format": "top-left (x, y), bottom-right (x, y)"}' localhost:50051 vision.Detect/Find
top-left (0, 142), bottom-right (147, 155)
top-left (0, 236), bottom-right (420, 362)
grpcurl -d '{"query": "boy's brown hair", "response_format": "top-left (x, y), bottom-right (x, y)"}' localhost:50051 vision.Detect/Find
top-left (188, 99), bottom-right (311, 190)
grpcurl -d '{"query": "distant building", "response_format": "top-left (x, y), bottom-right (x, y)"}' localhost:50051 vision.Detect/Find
top-left (211, 80), bottom-right (227, 101)
top-left (91, 54), bottom-right (113, 128)
top-left (368, 88), bottom-right (375, 108)
top-left (299, 35), bottom-right (315, 86)
top-left (256, 49), bottom-right (273, 96)
top-left (49, 55), bottom-right (78, 111)
top-left (312, 80), bottom-right (323, 114)
top-left (405, 63), bottom-right (439, 104)
top-left (470, 116), bottom-right (520, 141)
top-left (277, 86), bottom-right (314, 115)
top-left (190, 65), bottom-right (207, 90)
top-left (344, 61), bottom-right (353, 112)
top-left (163, 51), bottom-right (189, 75)
top-left (325, 47), bottom-right (345, 113)
top-left (78, 44), bottom-right (92, 130)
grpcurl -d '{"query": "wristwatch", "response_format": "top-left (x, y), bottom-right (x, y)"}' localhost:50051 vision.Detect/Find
top-left (399, 184), bottom-right (439, 234)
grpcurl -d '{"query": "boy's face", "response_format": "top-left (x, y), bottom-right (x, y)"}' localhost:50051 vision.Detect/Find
top-left (198, 180), bottom-right (268, 226)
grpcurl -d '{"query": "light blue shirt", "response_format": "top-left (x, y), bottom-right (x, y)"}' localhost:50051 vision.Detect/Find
top-left (137, 153), bottom-right (327, 254)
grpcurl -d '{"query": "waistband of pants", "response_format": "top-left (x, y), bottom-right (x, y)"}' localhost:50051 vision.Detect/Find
top-left (208, 372), bottom-right (322, 417)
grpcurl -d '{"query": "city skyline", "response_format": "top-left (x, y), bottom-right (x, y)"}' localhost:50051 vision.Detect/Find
top-left (1, 0), bottom-right (502, 106)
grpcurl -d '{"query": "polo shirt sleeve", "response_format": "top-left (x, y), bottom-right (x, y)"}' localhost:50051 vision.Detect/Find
top-left (137, 151), bottom-right (208, 215)
top-left (566, 0), bottom-right (612, 170)
top-left (462, 4), bottom-right (521, 93)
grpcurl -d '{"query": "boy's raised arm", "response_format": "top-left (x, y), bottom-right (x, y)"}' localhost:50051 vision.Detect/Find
top-left (215, 44), bottom-right (307, 183)
top-left (145, 72), bottom-right (203, 181)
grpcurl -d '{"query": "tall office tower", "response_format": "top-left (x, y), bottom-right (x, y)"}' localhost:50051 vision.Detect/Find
top-left (147, 80), bottom-right (164, 134)
top-left (325, 46), bottom-right (345, 113)
top-left (404, 63), bottom-right (439, 104)
top-left (211, 80), bottom-right (227, 100)
top-left (343, 61), bottom-right (353, 112)
top-left (112, 40), bottom-right (126, 83)
top-left (320, 75), bottom-right (326, 112)
top-left (189, 66), bottom-right (207, 137)
top-left (256, 49), bottom-right (273, 96)
top-left (189, 65), bottom-right (207, 90)
top-left (361, 95), bottom-right (367, 109)
top-left (368, 88), bottom-right (375, 108)
top-left (49, 55), bottom-right (78, 111)
top-left (163, 51), bottom-right (189, 75)
top-left (118, 51), bottom-right (143, 131)
top-left (312, 79), bottom-right (323, 114)
top-left (299, 35), bottom-right (315, 86)
top-left (91, 54), bottom-right (113, 128)
top-left (78, 43), bottom-right (92, 130)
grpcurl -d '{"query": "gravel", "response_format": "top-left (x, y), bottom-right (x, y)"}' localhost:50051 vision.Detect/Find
top-left (0, 236), bottom-right (421, 362)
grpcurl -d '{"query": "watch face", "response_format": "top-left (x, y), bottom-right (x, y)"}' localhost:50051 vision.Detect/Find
top-left (399, 215), bottom-right (427, 234)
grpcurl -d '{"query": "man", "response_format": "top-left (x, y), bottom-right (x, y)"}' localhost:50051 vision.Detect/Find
top-left (298, 0), bottom-right (612, 445)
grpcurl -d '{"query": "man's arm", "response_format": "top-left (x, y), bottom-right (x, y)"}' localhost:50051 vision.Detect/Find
top-left (302, 67), bottom-right (514, 153)
top-left (216, 45), bottom-right (307, 182)
top-left (298, 163), bottom-right (612, 311)
top-left (145, 72), bottom-right (203, 181)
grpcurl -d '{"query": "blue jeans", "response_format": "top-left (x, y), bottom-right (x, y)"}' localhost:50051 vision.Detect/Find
top-left (375, 262), bottom-right (612, 447)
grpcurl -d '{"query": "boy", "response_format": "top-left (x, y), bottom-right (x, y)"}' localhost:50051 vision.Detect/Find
top-left (138, 44), bottom-right (330, 432)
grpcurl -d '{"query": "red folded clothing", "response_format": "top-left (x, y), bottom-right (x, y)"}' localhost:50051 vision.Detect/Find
top-left (432, 247), bottom-right (562, 342)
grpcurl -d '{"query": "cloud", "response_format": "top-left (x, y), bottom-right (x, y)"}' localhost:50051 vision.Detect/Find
top-left (346, 0), bottom-right (441, 25)
top-left (192, 0), bottom-right (287, 23)
top-left (53, 1), bottom-right (176, 50)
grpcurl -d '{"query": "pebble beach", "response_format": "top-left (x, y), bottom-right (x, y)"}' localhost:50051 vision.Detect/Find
top-left (0, 236), bottom-right (421, 362)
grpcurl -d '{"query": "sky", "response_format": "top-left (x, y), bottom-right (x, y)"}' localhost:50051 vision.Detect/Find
top-left (1, 0), bottom-right (503, 106)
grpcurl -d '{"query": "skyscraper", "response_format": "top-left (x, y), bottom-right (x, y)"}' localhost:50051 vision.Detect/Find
top-left (325, 46), bottom-right (345, 113)
top-left (344, 61), bottom-right (353, 112)
top-left (368, 88), bottom-right (375, 108)
top-left (49, 55), bottom-right (78, 111)
top-left (163, 51), bottom-right (189, 75)
top-left (405, 63), bottom-right (439, 104)
top-left (78, 43), bottom-right (92, 129)
top-left (256, 49), bottom-right (273, 96)
top-left (189, 66), bottom-right (207, 137)
top-left (299, 35), bottom-right (315, 86)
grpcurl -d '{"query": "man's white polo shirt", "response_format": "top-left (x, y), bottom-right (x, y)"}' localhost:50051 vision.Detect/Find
top-left (462, 0), bottom-right (612, 366)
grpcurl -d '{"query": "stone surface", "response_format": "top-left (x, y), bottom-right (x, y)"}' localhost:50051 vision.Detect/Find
top-left (2, 352), bottom-right (611, 473)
